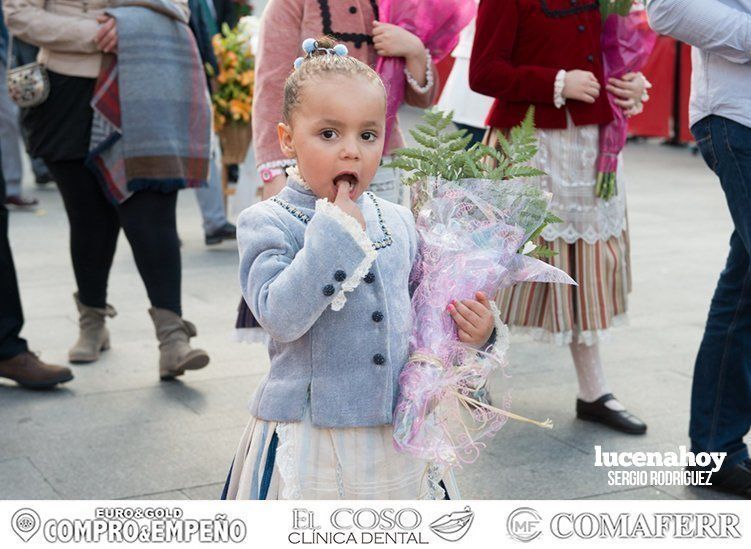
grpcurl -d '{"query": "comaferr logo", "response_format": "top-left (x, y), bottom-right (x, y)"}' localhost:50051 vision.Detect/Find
top-left (506, 509), bottom-right (742, 541)
top-left (506, 507), bottom-right (542, 542)
top-left (429, 506), bottom-right (475, 542)
top-left (550, 512), bottom-right (742, 539)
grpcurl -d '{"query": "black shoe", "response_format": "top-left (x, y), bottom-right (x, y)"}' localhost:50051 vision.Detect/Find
top-left (227, 164), bottom-right (239, 183)
top-left (697, 459), bottom-right (751, 498)
top-left (205, 222), bottom-right (237, 246)
top-left (35, 173), bottom-right (54, 185)
top-left (576, 393), bottom-right (647, 435)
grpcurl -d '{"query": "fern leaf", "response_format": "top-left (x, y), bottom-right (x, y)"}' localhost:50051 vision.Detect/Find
top-left (531, 245), bottom-right (557, 259)
top-left (412, 131), bottom-right (440, 150)
top-left (414, 124), bottom-right (438, 138)
top-left (504, 166), bottom-right (546, 179)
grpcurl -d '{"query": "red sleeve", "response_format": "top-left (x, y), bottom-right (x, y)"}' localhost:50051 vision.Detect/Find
top-left (469, 0), bottom-right (558, 104)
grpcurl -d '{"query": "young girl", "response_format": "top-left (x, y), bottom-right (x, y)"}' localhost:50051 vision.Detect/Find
top-left (223, 38), bottom-right (495, 500)
top-left (252, 0), bottom-right (437, 203)
top-left (234, 0), bottom-right (438, 343)
top-left (469, 0), bottom-right (648, 434)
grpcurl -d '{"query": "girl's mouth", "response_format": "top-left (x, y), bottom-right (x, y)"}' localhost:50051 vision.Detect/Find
top-left (333, 172), bottom-right (359, 198)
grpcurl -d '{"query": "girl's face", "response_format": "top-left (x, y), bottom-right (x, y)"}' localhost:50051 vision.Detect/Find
top-left (278, 73), bottom-right (386, 203)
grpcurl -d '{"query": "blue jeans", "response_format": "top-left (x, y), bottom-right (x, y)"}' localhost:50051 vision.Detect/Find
top-left (690, 115), bottom-right (751, 467)
top-left (194, 135), bottom-right (228, 234)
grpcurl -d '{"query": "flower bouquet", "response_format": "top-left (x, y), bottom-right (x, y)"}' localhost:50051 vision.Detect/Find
top-left (208, 16), bottom-right (258, 163)
top-left (596, 0), bottom-right (657, 200)
top-left (375, 0), bottom-right (476, 150)
top-left (389, 109), bottom-right (576, 467)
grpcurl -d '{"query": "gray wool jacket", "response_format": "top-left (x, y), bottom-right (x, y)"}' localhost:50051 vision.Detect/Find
top-left (237, 176), bottom-right (417, 428)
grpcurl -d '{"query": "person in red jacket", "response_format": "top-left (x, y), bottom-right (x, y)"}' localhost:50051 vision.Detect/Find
top-left (470, 0), bottom-right (648, 434)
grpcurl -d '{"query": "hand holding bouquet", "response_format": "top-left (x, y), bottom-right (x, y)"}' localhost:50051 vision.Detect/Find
top-left (375, 0), bottom-right (477, 150)
top-left (389, 109), bottom-right (576, 467)
top-left (596, 0), bottom-right (657, 200)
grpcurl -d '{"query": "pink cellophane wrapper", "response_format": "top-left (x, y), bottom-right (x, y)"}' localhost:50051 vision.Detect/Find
top-left (597, 9), bottom-right (657, 174)
top-left (376, 0), bottom-right (476, 151)
top-left (393, 179), bottom-right (576, 467)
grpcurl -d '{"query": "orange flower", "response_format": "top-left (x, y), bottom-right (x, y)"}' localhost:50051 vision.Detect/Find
top-left (239, 70), bottom-right (254, 88)
top-left (216, 68), bottom-right (236, 84)
top-left (214, 111), bottom-right (227, 131)
top-left (229, 99), bottom-right (251, 123)
top-left (211, 35), bottom-right (224, 56)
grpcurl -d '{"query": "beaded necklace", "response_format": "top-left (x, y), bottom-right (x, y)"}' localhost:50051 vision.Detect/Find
top-left (270, 192), bottom-right (393, 250)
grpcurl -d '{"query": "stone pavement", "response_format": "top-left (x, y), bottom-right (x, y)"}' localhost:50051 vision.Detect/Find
top-left (1, 107), bottom-right (746, 500)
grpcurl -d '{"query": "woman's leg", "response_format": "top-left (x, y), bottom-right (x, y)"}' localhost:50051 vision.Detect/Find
top-left (45, 159), bottom-right (120, 308)
top-left (117, 191), bottom-right (208, 379)
top-left (571, 334), bottom-right (646, 434)
top-left (117, 190), bottom-right (181, 315)
top-left (45, 159), bottom-right (120, 363)
top-left (570, 336), bottom-right (622, 409)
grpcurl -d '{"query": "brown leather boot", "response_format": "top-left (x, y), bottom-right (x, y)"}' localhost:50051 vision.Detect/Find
top-left (148, 307), bottom-right (210, 380)
top-left (0, 352), bottom-right (73, 389)
top-left (69, 293), bottom-right (116, 364)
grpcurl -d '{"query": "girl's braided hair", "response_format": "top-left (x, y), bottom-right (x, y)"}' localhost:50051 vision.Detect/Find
top-left (282, 36), bottom-right (387, 123)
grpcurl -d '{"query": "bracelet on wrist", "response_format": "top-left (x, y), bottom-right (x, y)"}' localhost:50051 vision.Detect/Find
top-left (404, 50), bottom-right (433, 94)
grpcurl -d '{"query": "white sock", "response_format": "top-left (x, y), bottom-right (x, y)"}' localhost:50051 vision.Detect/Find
top-left (569, 337), bottom-right (625, 411)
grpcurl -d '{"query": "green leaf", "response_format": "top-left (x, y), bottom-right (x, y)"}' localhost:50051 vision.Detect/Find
top-left (531, 245), bottom-right (557, 259)
top-left (414, 124), bottom-right (438, 138)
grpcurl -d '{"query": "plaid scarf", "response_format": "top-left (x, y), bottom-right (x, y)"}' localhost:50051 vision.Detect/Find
top-left (87, 0), bottom-right (211, 204)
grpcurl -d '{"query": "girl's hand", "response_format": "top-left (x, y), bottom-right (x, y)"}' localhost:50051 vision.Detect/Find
top-left (372, 21), bottom-right (424, 61)
top-left (334, 180), bottom-right (366, 229)
top-left (95, 15), bottom-right (118, 53)
top-left (563, 70), bottom-right (600, 104)
top-left (448, 291), bottom-right (495, 346)
top-left (606, 72), bottom-right (646, 114)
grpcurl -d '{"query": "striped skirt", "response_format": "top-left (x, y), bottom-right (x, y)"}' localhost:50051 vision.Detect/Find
top-left (221, 402), bottom-right (459, 500)
top-left (496, 232), bottom-right (631, 346)
top-left (486, 123), bottom-right (631, 346)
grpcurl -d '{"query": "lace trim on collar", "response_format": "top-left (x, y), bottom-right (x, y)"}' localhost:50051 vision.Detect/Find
top-left (285, 166), bottom-right (312, 190)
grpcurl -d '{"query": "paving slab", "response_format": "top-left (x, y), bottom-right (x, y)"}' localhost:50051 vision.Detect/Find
top-left (0, 457), bottom-right (60, 499)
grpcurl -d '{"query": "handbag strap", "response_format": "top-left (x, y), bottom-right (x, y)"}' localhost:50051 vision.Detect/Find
top-left (6, 0), bottom-right (49, 68)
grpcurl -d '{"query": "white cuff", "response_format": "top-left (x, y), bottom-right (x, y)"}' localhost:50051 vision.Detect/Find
top-left (639, 72), bottom-right (652, 103)
top-left (314, 199), bottom-right (377, 312)
top-left (404, 50), bottom-right (434, 95)
top-left (554, 69), bottom-right (567, 109)
top-left (257, 159), bottom-right (296, 172)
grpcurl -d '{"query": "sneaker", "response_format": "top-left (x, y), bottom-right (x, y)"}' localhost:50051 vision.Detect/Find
top-left (0, 351), bottom-right (73, 389)
top-left (5, 195), bottom-right (39, 209)
top-left (205, 221), bottom-right (237, 246)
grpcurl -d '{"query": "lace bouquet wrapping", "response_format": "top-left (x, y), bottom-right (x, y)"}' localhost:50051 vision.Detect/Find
top-left (375, 0), bottom-right (476, 151)
top-left (596, 1), bottom-right (657, 199)
top-left (393, 179), bottom-right (576, 467)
